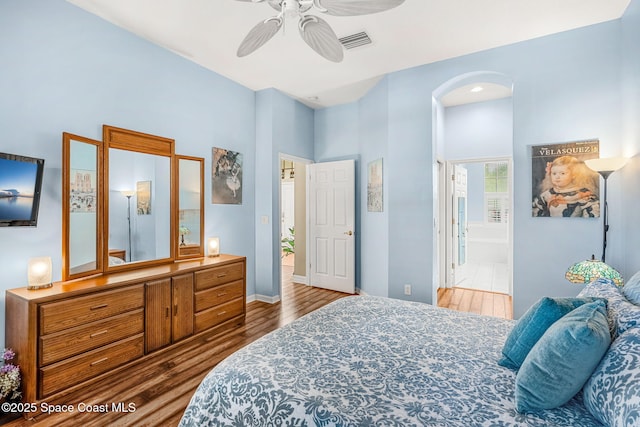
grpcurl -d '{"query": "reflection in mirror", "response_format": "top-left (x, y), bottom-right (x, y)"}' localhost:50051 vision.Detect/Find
top-left (108, 148), bottom-right (171, 265)
top-left (177, 156), bottom-right (204, 258)
top-left (63, 133), bottom-right (102, 280)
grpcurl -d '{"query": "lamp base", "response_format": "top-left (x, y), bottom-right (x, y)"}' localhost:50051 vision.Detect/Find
top-left (27, 283), bottom-right (53, 290)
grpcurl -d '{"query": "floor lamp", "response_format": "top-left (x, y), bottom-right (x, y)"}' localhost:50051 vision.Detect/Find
top-left (565, 157), bottom-right (627, 287)
top-left (584, 157), bottom-right (628, 263)
top-left (122, 190), bottom-right (136, 262)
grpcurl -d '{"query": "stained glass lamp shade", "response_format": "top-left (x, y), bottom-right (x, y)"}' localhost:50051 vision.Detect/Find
top-left (565, 255), bottom-right (623, 286)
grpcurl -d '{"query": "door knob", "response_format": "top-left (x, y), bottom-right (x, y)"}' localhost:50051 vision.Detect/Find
top-left (344, 230), bottom-right (353, 236)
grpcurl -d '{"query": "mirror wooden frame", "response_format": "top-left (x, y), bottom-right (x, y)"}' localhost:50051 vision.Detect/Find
top-left (176, 155), bottom-right (205, 259)
top-left (62, 133), bottom-right (103, 281)
top-left (102, 125), bottom-right (176, 272)
top-left (62, 126), bottom-right (207, 279)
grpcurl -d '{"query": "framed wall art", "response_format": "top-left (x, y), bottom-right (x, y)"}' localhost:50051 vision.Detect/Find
top-left (212, 147), bottom-right (243, 205)
top-left (70, 169), bottom-right (96, 213)
top-left (368, 158), bottom-right (383, 212)
top-left (136, 180), bottom-right (151, 215)
top-left (531, 139), bottom-right (600, 218)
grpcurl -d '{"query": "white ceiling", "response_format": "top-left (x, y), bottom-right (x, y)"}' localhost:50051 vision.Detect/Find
top-left (66, 0), bottom-right (630, 109)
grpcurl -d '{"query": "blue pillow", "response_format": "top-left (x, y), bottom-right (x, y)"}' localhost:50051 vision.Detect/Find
top-left (514, 300), bottom-right (611, 412)
top-left (498, 297), bottom-right (604, 370)
top-left (583, 327), bottom-right (640, 427)
top-left (623, 270), bottom-right (640, 305)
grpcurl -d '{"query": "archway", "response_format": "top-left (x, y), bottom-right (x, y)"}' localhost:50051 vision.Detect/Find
top-left (432, 72), bottom-right (515, 318)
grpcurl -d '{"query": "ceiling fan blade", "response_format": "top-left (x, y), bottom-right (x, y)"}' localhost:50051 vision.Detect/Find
top-left (298, 15), bottom-right (343, 63)
top-left (315, 0), bottom-right (404, 16)
top-left (237, 17), bottom-right (283, 57)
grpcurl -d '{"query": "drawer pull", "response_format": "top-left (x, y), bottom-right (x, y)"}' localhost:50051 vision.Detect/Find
top-left (217, 311), bottom-right (227, 316)
top-left (90, 330), bottom-right (108, 338)
top-left (216, 273), bottom-right (227, 278)
top-left (90, 357), bottom-right (109, 366)
top-left (165, 307), bottom-right (170, 318)
top-left (217, 292), bottom-right (228, 297)
top-left (90, 304), bottom-right (108, 310)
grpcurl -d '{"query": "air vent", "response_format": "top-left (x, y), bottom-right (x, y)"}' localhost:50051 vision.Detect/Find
top-left (339, 32), bottom-right (372, 50)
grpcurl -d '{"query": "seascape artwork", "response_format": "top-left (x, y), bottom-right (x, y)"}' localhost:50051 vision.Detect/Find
top-left (0, 157), bottom-right (38, 221)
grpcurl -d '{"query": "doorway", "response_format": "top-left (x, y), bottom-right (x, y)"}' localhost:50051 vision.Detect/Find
top-left (279, 154), bottom-right (311, 302)
top-left (432, 73), bottom-right (514, 313)
top-left (445, 159), bottom-right (511, 295)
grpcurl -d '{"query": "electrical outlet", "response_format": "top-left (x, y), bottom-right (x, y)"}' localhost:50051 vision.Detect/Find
top-left (404, 284), bottom-right (411, 295)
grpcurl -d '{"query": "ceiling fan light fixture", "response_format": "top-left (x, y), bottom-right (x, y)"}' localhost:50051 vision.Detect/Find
top-left (235, 0), bottom-right (405, 61)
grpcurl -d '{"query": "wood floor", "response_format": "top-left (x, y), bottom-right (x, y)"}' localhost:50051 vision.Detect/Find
top-left (1, 275), bottom-right (510, 427)
top-left (437, 286), bottom-right (513, 320)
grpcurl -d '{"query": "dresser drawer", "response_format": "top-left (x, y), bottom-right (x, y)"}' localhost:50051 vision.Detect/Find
top-left (194, 298), bottom-right (244, 333)
top-left (194, 262), bottom-right (244, 291)
top-left (39, 309), bottom-right (144, 366)
top-left (39, 285), bottom-right (144, 335)
top-left (195, 280), bottom-right (244, 312)
top-left (39, 334), bottom-right (144, 398)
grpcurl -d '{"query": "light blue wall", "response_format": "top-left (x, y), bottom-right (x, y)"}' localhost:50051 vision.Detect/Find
top-left (315, 104), bottom-right (360, 160)
top-left (358, 78), bottom-right (389, 296)
top-left (386, 67), bottom-right (434, 302)
top-left (0, 0), bottom-right (258, 348)
top-left (255, 89), bottom-right (315, 300)
top-left (316, 14), bottom-right (637, 316)
top-left (444, 97), bottom-right (514, 222)
top-left (621, 0), bottom-right (640, 278)
top-left (444, 98), bottom-right (513, 161)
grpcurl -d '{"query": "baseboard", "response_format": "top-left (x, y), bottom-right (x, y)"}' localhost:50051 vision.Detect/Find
top-left (291, 275), bottom-right (308, 285)
top-left (250, 294), bottom-right (281, 304)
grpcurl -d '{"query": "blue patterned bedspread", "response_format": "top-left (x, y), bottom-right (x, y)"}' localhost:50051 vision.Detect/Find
top-left (180, 296), bottom-right (602, 426)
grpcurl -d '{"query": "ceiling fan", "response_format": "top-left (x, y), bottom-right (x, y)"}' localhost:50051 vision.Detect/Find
top-left (235, 0), bottom-right (405, 62)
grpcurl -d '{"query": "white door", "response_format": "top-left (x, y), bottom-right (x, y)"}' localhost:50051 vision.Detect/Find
top-left (308, 160), bottom-right (355, 294)
top-left (452, 165), bottom-right (468, 285)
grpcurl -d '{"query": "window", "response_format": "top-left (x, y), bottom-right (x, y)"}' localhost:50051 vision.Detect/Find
top-left (484, 162), bottom-right (509, 224)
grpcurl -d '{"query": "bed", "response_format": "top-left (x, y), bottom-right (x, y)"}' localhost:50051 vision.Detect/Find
top-left (178, 289), bottom-right (640, 427)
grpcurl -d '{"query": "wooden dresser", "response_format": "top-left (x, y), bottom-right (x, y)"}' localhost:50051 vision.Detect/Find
top-left (5, 254), bottom-right (245, 407)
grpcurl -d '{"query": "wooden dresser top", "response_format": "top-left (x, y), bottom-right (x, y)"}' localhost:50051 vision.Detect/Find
top-left (7, 254), bottom-right (245, 302)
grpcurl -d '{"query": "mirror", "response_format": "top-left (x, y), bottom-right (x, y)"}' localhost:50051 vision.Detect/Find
top-left (63, 126), bottom-right (205, 278)
top-left (62, 133), bottom-right (102, 280)
top-left (103, 125), bottom-right (175, 271)
top-left (177, 156), bottom-right (204, 258)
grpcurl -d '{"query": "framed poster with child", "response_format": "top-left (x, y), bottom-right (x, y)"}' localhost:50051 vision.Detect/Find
top-left (531, 140), bottom-right (601, 218)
